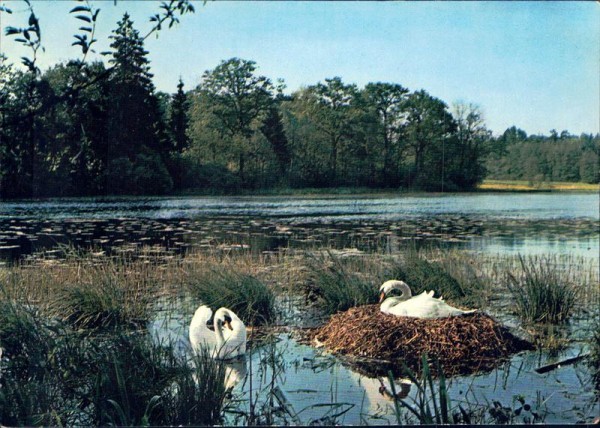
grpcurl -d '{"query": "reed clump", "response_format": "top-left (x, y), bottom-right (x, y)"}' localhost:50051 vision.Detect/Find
top-left (0, 319), bottom-right (230, 426)
top-left (304, 252), bottom-right (382, 314)
top-left (591, 321), bottom-right (600, 397)
top-left (187, 267), bottom-right (275, 325)
top-left (505, 255), bottom-right (578, 323)
top-left (312, 305), bottom-right (533, 376)
top-left (387, 250), bottom-right (472, 302)
top-left (49, 276), bottom-right (150, 330)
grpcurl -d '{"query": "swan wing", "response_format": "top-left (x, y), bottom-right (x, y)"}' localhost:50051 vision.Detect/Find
top-left (386, 294), bottom-right (474, 318)
top-left (189, 305), bottom-right (219, 352)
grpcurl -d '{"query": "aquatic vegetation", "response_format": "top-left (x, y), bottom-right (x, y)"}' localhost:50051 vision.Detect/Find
top-left (505, 255), bottom-right (578, 324)
top-left (306, 253), bottom-right (379, 314)
top-left (391, 356), bottom-right (456, 424)
top-left (591, 321), bottom-right (600, 396)
top-left (387, 250), bottom-right (468, 302)
top-left (0, 314), bottom-right (230, 427)
top-left (161, 347), bottom-right (229, 426)
top-left (188, 267), bottom-right (275, 325)
top-left (49, 276), bottom-right (150, 330)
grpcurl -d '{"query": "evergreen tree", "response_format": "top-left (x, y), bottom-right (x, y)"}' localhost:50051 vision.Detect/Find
top-left (104, 13), bottom-right (171, 194)
top-left (169, 78), bottom-right (190, 153)
top-left (260, 105), bottom-right (290, 179)
top-left (107, 13), bottom-right (164, 160)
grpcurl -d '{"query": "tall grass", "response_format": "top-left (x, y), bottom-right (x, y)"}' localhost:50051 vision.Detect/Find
top-left (505, 255), bottom-right (578, 323)
top-left (387, 250), bottom-right (471, 301)
top-left (307, 253), bottom-right (379, 314)
top-left (50, 278), bottom-right (150, 329)
top-left (591, 321), bottom-right (600, 397)
top-left (388, 355), bottom-right (458, 425)
top-left (188, 267), bottom-right (275, 325)
top-left (0, 312), bottom-right (230, 427)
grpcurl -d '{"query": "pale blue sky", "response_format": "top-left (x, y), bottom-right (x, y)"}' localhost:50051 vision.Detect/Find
top-left (1, 1), bottom-right (598, 136)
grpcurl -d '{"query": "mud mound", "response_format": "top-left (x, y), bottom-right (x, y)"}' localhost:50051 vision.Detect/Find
top-left (312, 305), bottom-right (533, 376)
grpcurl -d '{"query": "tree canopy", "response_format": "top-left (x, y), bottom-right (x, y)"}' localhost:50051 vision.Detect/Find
top-left (0, 2), bottom-right (596, 198)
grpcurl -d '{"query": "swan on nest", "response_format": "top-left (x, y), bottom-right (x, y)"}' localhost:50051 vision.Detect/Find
top-left (379, 280), bottom-right (476, 319)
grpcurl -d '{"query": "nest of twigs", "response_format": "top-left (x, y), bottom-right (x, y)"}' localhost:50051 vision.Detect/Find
top-left (310, 305), bottom-right (533, 376)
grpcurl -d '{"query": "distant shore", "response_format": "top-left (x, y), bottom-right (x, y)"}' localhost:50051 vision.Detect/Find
top-left (478, 180), bottom-right (599, 192)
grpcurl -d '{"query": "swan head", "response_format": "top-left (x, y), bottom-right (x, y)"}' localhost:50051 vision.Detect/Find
top-left (221, 313), bottom-right (234, 331)
top-left (379, 280), bottom-right (412, 303)
top-left (214, 307), bottom-right (243, 331)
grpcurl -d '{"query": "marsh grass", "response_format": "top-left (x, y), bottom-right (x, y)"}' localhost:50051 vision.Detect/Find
top-left (387, 249), bottom-right (470, 301)
top-left (161, 347), bottom-right (229, 426)
top-left (188, 267), bottom-right (275, 325)
top-left (505, 255), bottom-right (578, 324)
top-left (591, 321), bottom-right (600, 396)
top-left (0, 311), bottom-right (230, 427)
top-left (306, 252), bottom-right (379, 314)
top-left (390, 355), bottom-right (457, 425)
top-left (50, 278), bottom-right (150, 329)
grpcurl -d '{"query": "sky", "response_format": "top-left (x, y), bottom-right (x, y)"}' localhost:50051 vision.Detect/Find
top-left (1, 1), bottom-right (598, 136)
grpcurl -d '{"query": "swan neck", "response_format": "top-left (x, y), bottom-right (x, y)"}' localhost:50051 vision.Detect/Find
top-left (214, 316), bottom-right (226, 345)
top-left (396, 282), bottom-right (412, 300)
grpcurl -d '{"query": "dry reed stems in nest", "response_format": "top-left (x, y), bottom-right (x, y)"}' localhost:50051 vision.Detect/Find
top-left (312, 305), bottom-right (533, 376)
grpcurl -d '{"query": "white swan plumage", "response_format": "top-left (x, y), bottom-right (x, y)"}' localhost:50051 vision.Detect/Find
top-left (379, 280), bottom-right (476, 319)
top-left (189, 305), bottom-right (247, 359)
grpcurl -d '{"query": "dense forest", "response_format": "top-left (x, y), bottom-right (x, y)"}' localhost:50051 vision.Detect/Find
top-left (1, 8), bottom-right (598, 199)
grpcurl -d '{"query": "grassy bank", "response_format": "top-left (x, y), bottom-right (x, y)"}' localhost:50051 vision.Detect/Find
top-left (479, 179), bottom-right (599, 192)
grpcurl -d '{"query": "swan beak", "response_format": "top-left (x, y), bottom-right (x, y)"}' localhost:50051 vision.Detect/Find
top-left (224, 320), bottom-right (233, 331)
top-left (379, 292), bottom-right (386, 303)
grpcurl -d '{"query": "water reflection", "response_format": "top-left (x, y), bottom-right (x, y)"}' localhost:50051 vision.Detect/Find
top-left (149, 298), bottom-right (599, 425)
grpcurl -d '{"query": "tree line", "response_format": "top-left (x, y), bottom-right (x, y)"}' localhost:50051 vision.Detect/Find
top-left (486, 127), bottom-right (599, 185)
top-left (1, 11), bottom-right (597, 199)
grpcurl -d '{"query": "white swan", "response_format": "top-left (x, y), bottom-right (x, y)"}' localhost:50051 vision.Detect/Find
top-left (379, 280), bottom-right (476, 318)
top-left (189, 305), bottom-right (247, 359)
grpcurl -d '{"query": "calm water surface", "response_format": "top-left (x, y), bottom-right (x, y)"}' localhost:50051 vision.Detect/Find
top-left (1, 193), bottom-right (598, 261)
top-left (150, 296), bottom-right (599, 425)
top-left (1, 192), bottom-right (598, 220)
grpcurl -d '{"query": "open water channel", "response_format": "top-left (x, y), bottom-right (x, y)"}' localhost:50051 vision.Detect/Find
top-left (1, 192), bottom-right (599, 423)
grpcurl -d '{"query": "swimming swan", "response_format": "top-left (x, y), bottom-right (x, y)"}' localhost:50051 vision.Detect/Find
top-left (379, 280), bottom-right (476, 319)
top-left (189, 305), bottom-right (247, 359)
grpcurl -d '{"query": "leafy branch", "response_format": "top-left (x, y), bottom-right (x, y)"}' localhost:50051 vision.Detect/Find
top-left (3, 0), bottom-right (42, 74)
top-left (146, 0), bottom-right (197, 40)
top-left (70, 0), bottom-right (100, 64)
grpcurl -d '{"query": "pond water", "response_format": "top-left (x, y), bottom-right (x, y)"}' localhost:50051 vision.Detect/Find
top-left (1, 192), bottom-right (598, 262)
top-left (3, 192), bottom-right (599, 423)
top-left (149, 297), bottom-right (599, 425)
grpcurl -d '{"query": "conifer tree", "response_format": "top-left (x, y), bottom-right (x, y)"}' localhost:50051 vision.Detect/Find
top-left (169, 78), bottom-right (190, 153)
top-left (106, 13), bottom-right (165, 161)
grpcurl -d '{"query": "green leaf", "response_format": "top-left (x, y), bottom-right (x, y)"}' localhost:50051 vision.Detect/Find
top-left (0, 5), bottom-right (13, 13)
top-left (70, 5), bottom-right (91, 13)
top-left (79, 26), bottom-right (93, 32)
top-left (75, 15), bottom-right (92, 23)
top-left (5, 26), bottom-right (21, 36)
